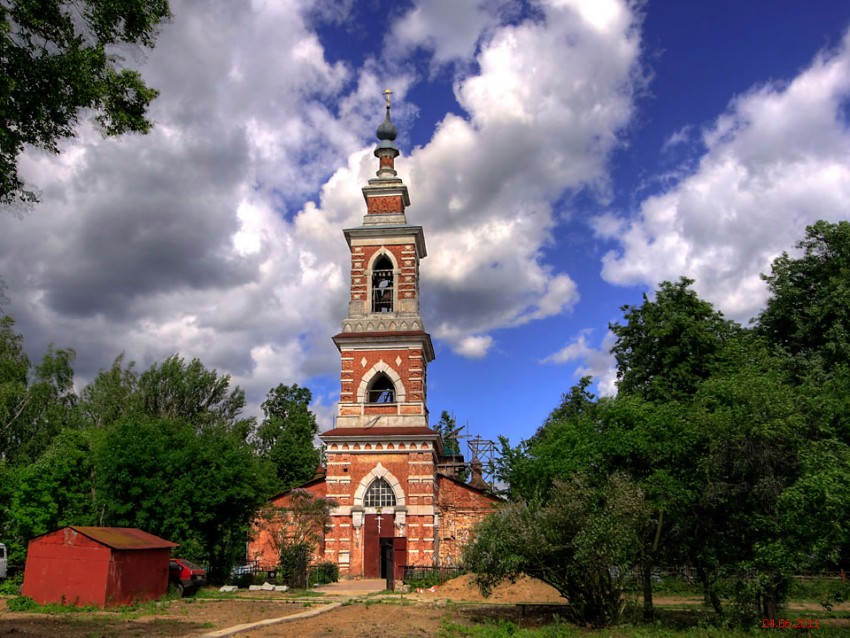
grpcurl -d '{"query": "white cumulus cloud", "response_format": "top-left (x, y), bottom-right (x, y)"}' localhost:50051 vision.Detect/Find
top-left (542, 330), bottom-right (618, 397)
top-left (597, 28), bottom-right (850, 322)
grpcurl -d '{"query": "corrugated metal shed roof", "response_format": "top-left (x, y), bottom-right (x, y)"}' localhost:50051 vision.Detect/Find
top-left (70, 527), bottom-right (178, 550)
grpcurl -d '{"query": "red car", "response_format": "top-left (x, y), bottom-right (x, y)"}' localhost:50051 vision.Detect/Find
top-left (169, 558), bottom-right (207, 596)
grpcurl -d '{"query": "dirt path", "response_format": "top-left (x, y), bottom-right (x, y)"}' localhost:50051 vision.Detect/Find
top-left (231, 603), bottom-right (449, 638)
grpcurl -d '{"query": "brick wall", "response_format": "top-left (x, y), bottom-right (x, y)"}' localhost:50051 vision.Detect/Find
top-left (340, 348), bottom-right (426, 414)
top-left (248, 480), bottom-right (328, 569)
top-left (366, 195), bottom-right (404, 214)
top-left (436, 476), bottom-right (500, 567)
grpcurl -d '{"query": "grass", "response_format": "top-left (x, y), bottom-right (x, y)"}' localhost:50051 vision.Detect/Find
top-left (434, 594), bottom-right (850, 638)
top-left (439, 617), bottom-right (849, 637)
top-left (6, 596), bottom-right (101, 614)
top-left (789, 577), bottom-right (850, 607)
top-left (193, 587), bottom-right (238, 600)
top-left (4, 593), bottom-right (177, 618)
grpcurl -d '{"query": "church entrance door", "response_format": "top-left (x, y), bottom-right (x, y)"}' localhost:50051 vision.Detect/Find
top-left (364, 513), bottom-right (395, 578)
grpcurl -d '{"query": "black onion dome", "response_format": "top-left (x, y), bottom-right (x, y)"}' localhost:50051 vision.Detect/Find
top-left (376, 106), bottom-right (398, 141)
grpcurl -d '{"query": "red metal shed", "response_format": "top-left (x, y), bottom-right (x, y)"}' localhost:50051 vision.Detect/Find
top-left (22, 526), bottom-right (177, 607)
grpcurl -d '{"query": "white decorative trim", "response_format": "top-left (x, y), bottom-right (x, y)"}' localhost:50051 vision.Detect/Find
top-left (357, 361), bottom-right (407, 402)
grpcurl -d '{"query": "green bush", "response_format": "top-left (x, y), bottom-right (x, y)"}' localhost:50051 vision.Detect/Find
top-left (280, 543), bottom-right (309, 589)
top-left (310, 561), bottom-right (339, 585)
top-left (0, 575), bottom-right (23, 595)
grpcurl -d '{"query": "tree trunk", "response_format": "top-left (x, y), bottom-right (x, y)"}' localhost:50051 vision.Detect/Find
top-left (696, 564), bottom-right (723, 616)
top-left (642, 509), bottom-right (664, 621)
top-left (642, 562), bottom-right (654, 620)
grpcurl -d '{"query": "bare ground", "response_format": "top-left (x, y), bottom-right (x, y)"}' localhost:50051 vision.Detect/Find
top-left (2, 576), bottom-right (849, 638)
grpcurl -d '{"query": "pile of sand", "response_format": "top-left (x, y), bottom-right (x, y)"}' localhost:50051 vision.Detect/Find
top-left (414, 573), bottom-right (565, 604)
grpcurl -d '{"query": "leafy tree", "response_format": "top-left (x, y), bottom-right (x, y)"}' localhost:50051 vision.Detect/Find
top-left (495, 384), bottom-right (604, 502)
top-left (1, 0), bottom-right (171, 205)
top-left (758, 220), bottom-right (850, 375)
top-left (610, 277), bottom-right (738, 402)
top-left (256, 384), bottom-right (320, 490)
top-left (81, 354), bottom-right (253, 437)
top-left (138, 355), bottom-right (252, 437)
top-left (79, 353), bottom-right (140, 428)
top-left (540, 375), bottom-right (596, 429)
top-left (500, 382), bottom-right (697, 619)
top-left (0, 315), bottom-right (79, 465)
top-left (253, 490), bottom-right (337, 588)
top-left (94, 417), bottom-right (276, 582)
top-left (780, 440), bottom-right (850, 568)
top-left (464, 473), bottom-right (648, 627)
top-left (685, 338), bottom-right (804, 622)
top-left (0, 315), bottom-right (30, 457)
top-left (5, 429), bottom-right (97, 564)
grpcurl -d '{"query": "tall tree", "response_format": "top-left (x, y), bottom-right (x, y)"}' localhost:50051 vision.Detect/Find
top-left (684, 336), bottom-right (804, 622)
top-left (79, 353), bottom-right (140, 428)
top-left (758, 220), bottom-right (850, 375)
top-left (256, 384), bottom-right (321, 490)
top-left (0, 315), bottom-right (79, 465)
top-left (138, 355), bottom-right (251, 436)
top-left (1, 0), bottom-right (171, 205)
top-left (94, 417), bottom-right (275, 581)
top-left (610, 277), bottom-right (738, 402)
top-left (6, 429), bottom-right (97, 564)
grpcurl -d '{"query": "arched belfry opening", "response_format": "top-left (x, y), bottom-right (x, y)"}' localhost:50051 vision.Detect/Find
top-left (368, 374), bottom-right (395, 403)
top-left (372, 255), bottom-right (393, 313)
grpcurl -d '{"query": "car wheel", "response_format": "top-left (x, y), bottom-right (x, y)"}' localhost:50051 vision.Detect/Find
top-left (176, 583), bottom-right (185, 597)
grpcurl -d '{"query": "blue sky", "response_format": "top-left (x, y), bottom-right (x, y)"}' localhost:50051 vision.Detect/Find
top-left (2, 0), bottom-right (850, 461)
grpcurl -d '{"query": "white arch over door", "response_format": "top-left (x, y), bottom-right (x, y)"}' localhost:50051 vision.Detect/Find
top-left (353, 463), bottom-right (406, 508)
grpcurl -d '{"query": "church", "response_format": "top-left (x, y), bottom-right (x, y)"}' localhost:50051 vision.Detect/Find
top-left (248, 96), bottom-right (499, 580)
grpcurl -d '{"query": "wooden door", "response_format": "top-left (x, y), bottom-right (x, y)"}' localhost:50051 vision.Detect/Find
top-left (382, 539), bottom-right (394, 589)
top-left (392, 537), bottom-right (407, 584)
top-left (364, 513), bottom-right (395, 578)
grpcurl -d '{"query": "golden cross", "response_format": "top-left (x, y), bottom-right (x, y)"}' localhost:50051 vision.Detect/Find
top-left (384, 88), bottom-right (392, 108)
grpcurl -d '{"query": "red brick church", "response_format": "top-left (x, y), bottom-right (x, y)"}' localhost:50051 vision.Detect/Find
top-left (248, 96), bottom-right (498, 579)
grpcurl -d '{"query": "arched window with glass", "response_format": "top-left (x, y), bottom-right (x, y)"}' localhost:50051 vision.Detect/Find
top-left (364, 478), bottom-right (396, 508)
top-left (371, 255), bottom-right (393, 313)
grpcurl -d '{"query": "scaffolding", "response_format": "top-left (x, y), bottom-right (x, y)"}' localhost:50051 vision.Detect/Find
top-left (466, 434), bottom-right (498, 489)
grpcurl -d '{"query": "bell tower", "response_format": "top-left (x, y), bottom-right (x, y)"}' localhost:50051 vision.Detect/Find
top-left (249, 96), bottom-right (500, 581)
top-left (332, 91), bottom-right (435, 429)
top-left (319, 94), bottom-right (439, 578)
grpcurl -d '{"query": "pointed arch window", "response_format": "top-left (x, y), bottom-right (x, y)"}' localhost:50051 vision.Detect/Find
top-left (364, 478), bottom-right (396, 508)
top-left (368, 374), bottom-right (395, 404)
top-left (372, 255), bottom-right (394, 313)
